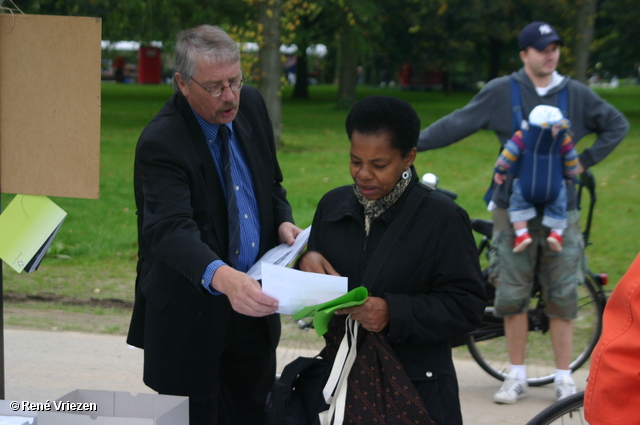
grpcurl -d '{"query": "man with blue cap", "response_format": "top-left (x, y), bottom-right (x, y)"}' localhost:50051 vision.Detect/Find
top-left (417, 21), bottom-right (628, 404)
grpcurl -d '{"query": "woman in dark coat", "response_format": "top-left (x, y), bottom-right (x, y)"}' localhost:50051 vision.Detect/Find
top-left (299, 96), bottom-right (487, 425)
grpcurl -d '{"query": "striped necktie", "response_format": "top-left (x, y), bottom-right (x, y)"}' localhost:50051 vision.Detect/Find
top-left (219, 125), bottom-right (240, 267)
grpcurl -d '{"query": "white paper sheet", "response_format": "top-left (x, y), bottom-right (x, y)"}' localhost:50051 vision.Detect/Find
top-left (247, 226), bottom-right (311, 280)
top-left (261, 262), bottom-right (348, 315)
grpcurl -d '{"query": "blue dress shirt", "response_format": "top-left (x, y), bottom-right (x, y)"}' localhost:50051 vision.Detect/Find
top-left (193, 112), bottom-right (262, 294)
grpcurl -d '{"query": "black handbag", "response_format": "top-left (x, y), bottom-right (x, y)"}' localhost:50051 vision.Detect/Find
top-left (321, 316), bottom-right (436, 425)
top-left (266, 356), bottom-right (331, 425)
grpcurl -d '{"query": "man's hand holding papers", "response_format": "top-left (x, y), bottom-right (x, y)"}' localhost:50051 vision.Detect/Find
top-left (261, 263), bottom-right (368, 336)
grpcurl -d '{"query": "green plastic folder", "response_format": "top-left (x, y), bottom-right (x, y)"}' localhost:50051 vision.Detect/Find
top-left (292, 286), bottom-right (368, 336)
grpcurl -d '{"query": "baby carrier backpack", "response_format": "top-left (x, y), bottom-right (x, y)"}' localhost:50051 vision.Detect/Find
top-left (509, 78), bottom-right (569, 204)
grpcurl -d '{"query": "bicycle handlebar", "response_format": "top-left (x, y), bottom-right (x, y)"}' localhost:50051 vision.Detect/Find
top-left (422, 172), bottom-right (458, 200)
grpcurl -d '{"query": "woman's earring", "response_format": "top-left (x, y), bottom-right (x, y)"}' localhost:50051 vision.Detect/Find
top-left (402, 169), bottom-right (410, 180)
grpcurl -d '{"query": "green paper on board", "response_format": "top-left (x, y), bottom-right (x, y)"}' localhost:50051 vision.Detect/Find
top-left (0, 195), bottom-right (67, 273)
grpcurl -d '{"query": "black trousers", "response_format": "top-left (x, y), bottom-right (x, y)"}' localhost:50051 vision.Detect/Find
top-left (185, 313), bottom-right (276, 425)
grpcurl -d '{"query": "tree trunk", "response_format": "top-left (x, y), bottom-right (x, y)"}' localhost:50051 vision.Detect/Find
top-left (336, 28), bottom-right (358, 109)
top-left (293, 46), bottom-right (309, 99)
top-left (574, 0), bottom-right (598, 83)
top-left (487, 37), bottom-right (503, 82)
top-left (257, 0), bottom-right (283, 148)
top-left (444, 42), bottom-right (453, 96)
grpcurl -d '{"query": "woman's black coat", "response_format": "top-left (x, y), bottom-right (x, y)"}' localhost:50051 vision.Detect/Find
top-left (307, 176), bottom-right (487, 425)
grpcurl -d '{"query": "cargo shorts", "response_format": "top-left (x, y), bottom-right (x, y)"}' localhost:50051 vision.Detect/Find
top-left (488, 207), bottom-right (584, 319)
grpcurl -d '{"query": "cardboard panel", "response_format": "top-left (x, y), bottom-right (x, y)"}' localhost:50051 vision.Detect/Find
top-left (0, 14), bottom-right (101, 199)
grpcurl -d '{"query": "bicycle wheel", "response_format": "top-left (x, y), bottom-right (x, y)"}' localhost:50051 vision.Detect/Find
top-left (466, 272), bottom-right (604, 386)
top-left (526, 391), bottom-right (585, 425)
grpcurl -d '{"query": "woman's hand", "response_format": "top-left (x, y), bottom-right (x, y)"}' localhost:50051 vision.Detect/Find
top-left (298, 251), bottom-right (339, 276)
top-left (337, 296), bottom-right (390, 332)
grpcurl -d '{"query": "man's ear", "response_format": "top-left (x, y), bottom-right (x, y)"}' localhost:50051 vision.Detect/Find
top-left (175, 73), bottom-right (190, 97)
top-left (519, 49), bottom-right (528, 64)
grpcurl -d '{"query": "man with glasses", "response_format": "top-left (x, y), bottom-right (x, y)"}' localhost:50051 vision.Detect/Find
top-left (127, 25), bottom-right (302, 425)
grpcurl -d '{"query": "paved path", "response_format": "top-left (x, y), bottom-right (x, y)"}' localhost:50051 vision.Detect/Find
top-left (3, 328), bottom-right (589, 424)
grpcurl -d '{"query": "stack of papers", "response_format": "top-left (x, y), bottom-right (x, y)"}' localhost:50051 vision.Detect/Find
top-left (261, 262), bottom-right (349, 315)
top-left (255, 227), bottom-right (370, 336)
top-left (0, 194), bottom-right (67, 273)
top-left (247, 225), bottom-right (311, 280)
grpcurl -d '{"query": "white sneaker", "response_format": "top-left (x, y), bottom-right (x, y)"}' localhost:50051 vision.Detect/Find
top-left (555, 375), bottom-right (577, 401)
top-left (493, 370), bottom-right (529, 404)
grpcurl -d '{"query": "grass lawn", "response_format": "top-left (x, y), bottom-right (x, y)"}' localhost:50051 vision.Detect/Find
top-left (2, 82), bottom-right (639, 333)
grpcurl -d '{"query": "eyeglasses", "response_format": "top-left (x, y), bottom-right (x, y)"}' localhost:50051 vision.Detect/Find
top-left (190, 76), bottom-right (246, 97)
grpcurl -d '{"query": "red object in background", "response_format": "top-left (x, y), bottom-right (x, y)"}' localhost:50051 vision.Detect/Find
top-left (113, 55), bottom-right (126, 83)
top-left (400, 62), bottom-right (412, 87)
top-left (424, 71), bottom-right (443, 86)
top-left (138, 46), bottom-right (162, 84)
top-left (113, 55), bottom-right (125, 69)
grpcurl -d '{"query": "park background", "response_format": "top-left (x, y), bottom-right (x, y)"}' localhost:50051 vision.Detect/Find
top-left (2, 82), bottom-right (638, 334)
top-left (1, 0), bottom-right (639, 336)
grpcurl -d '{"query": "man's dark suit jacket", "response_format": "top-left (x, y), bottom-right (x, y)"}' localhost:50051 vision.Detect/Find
top-left (127, 86), bottom-right (294, 395)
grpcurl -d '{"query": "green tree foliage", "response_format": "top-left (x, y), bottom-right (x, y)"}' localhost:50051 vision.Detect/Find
top-left (280, 0), bottom-right (383, 108)
top-left (18, 0), bottom-right (251, 45)
top-left (17, 0), bottom-right (638, 105)
top-left (332, 0), bottom-right (381, 108)
top-left (591, 0), bottom-right (640, 79)
top-left (397, 0), bottom-right (575, 91)
top-left (281, 0), bottom-right (327, 99)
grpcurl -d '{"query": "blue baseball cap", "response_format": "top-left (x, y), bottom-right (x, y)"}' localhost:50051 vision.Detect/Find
top-left (519, 22), bottom-right (563, 51)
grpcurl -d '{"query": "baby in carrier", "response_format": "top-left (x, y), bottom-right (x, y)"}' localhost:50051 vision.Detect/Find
top-left (494, 105), bottom-right (579, 253)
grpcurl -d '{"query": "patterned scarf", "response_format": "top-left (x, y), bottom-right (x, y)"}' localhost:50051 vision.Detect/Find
top-left (353, 168), bottom-right (412, 236)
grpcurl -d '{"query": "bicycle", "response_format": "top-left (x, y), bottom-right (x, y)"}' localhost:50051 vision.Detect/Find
top-left (526, 391), bottom-right (585, 424)
top-left (427, 170), bottom-right (609, 386)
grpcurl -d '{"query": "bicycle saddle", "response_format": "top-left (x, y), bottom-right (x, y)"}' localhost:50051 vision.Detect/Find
top-left (471, 219), bottom-right (493, 238)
